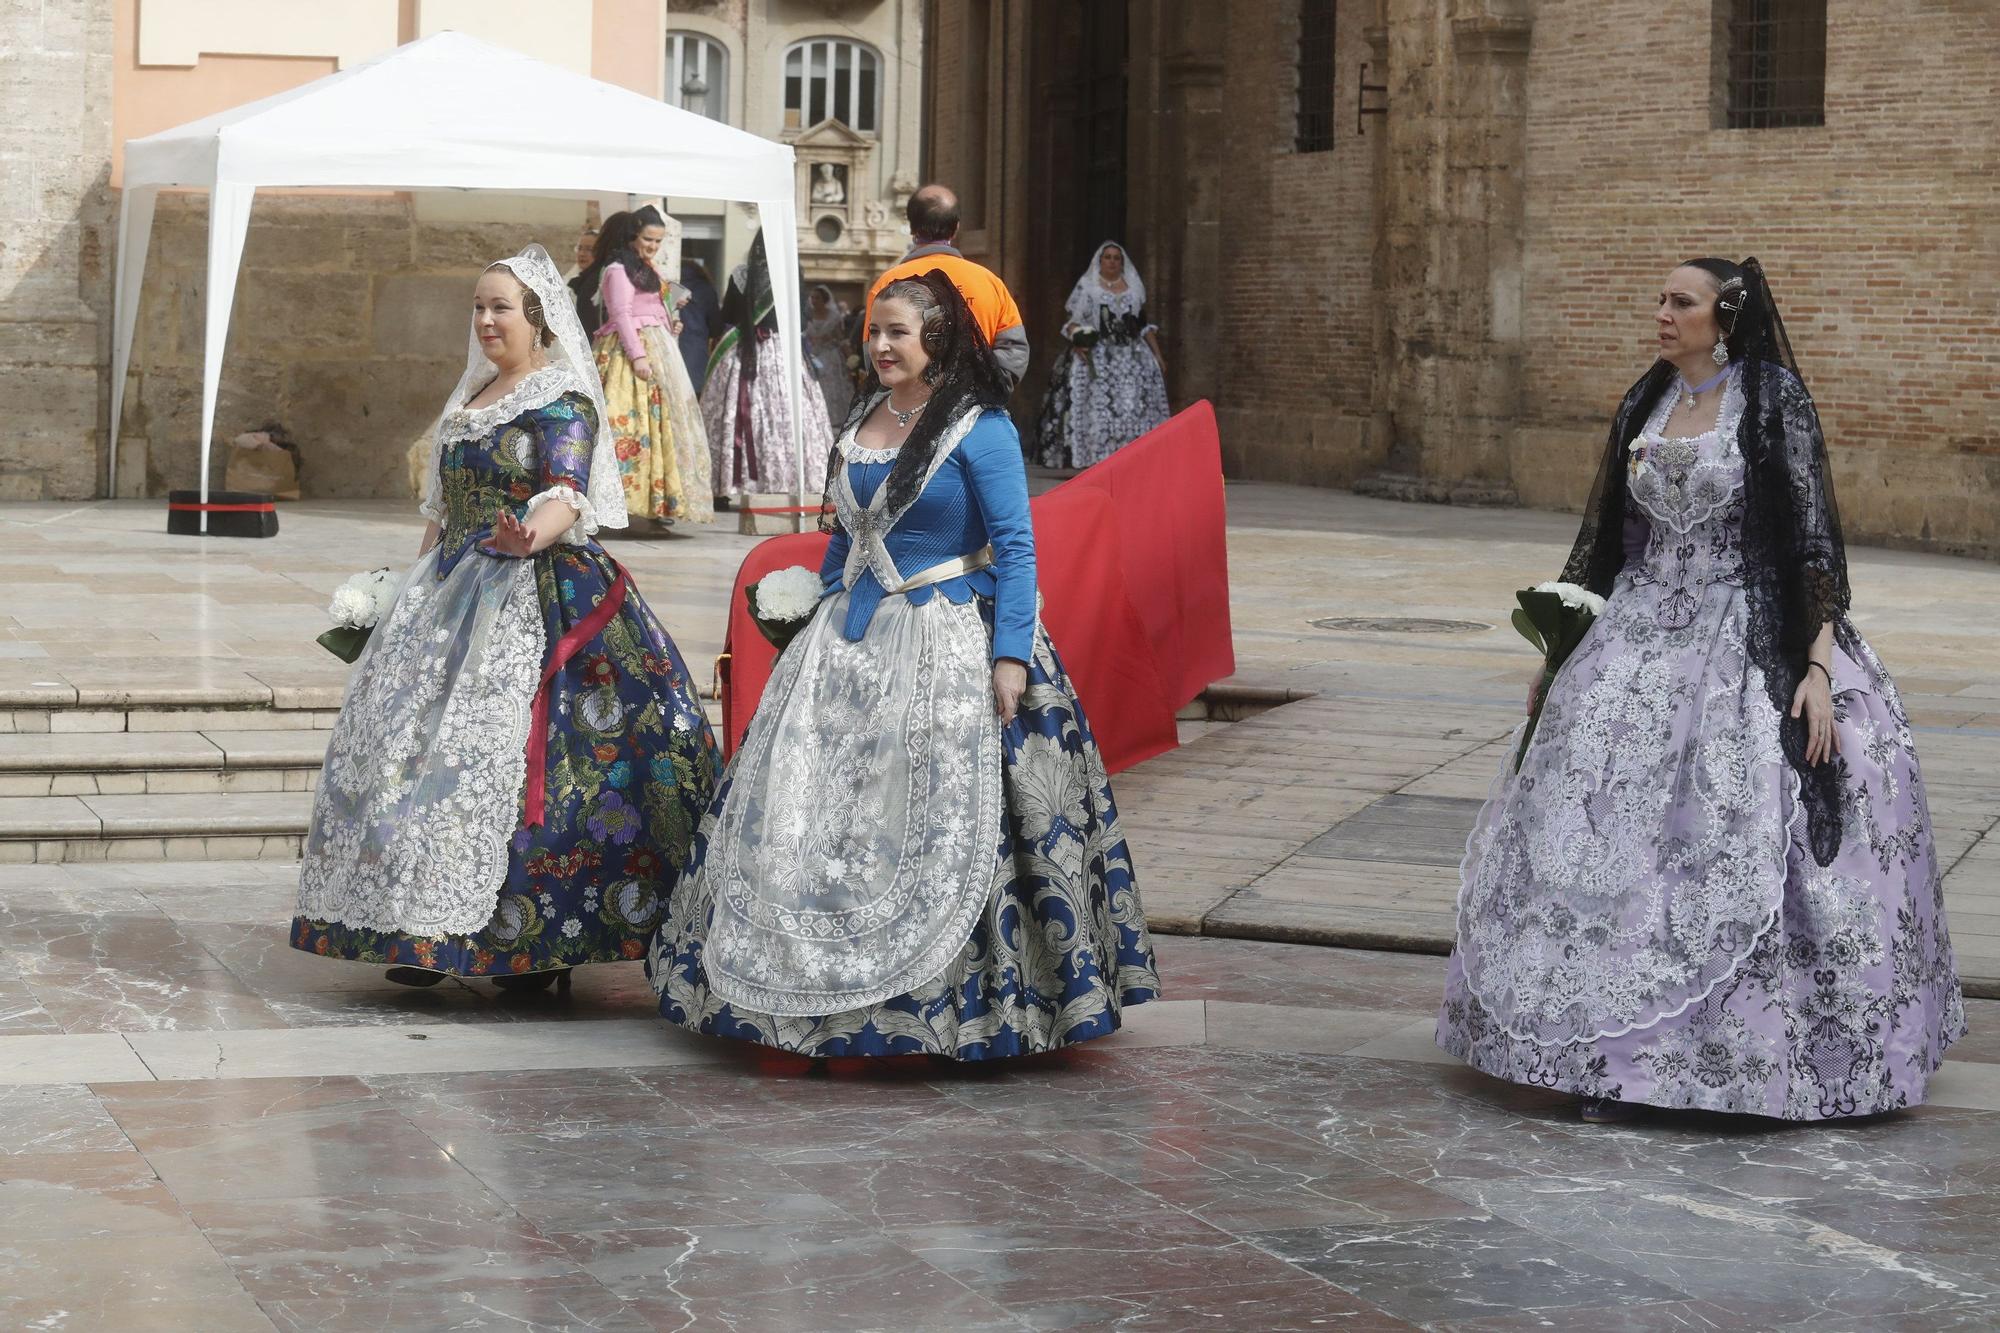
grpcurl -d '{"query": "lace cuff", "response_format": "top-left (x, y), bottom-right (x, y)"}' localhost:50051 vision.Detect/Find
top-left (523, 484), bottom-right (596, 545)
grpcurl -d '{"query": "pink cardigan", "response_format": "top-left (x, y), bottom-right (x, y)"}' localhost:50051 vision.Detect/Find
top-left (595, 263), bottom-right (670, 366)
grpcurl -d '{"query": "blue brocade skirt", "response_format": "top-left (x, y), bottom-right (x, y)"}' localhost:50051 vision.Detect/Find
top-left (648, 601), bottom-right (1159, 1059)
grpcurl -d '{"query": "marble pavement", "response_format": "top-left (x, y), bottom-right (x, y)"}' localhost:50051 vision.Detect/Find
top-left (0, 485), bottom-right (1996, 1330)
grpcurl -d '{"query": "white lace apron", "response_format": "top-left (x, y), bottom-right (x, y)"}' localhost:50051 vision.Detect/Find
top-left (297, 378), bottom-right (573, 938)
top-left (701, 411), bottom-right (1006, 1016)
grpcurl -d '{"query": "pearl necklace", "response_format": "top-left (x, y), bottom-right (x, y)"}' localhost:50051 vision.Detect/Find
top-left (888, 394), bottom-right (930, 428)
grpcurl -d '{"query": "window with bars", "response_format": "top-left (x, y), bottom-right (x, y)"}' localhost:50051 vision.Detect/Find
top-left (1295, 0), bottom-right (1337, 153)
top-left (667, 33), bottom-right (728, 123)
top-left (1723, 0), bottom-right (1827, 129)
top-left (784, 39), bottom-right (881, 134)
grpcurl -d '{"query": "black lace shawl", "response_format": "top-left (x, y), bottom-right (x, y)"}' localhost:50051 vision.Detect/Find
top-left (1560, 259), bottom-right (1853, 865)
top-left (721, 231), bottom-right (776, 378)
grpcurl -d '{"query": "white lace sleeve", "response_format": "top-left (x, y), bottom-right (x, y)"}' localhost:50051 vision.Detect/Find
top-left (417, 432), bottom-right (444, 523)
top-left (524, 484), bottom-right (596, 545)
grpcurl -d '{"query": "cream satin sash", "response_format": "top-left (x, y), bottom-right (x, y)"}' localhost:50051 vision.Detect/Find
top-left (889, 545), bottom-right (993, 596)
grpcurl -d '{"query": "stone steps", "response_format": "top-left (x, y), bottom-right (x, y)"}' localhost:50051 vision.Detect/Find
top-left (0, 680), bottom-right (1284, 864)
top-left (0, 729), bottom-right (327, 797)
top-left (0, 791), bottom-right (310, 864)
top-left (0, 688), bottom-right (332, 861)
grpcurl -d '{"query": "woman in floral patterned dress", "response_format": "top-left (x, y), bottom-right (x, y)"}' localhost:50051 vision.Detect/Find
top-left (574, 207), bottom-right (713, 527)
top-left (650, 271), bottom-right (1159, 1057)
top-left (294, 245), bottom-right (719, 992)
top-left (700, 229), bottom-right (833, 508)
top-left (1438, 257), bottom-right (1964, 1119)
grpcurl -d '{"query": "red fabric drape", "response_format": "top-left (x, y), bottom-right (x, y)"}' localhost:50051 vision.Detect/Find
top-left (718, 401), bottom-right (1233, 776)
top-left (1043, 400), bottom-right (1235, 708)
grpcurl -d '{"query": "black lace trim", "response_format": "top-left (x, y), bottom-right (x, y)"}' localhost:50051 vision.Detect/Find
top-left (1562, 359), bottom-right (1852, 865)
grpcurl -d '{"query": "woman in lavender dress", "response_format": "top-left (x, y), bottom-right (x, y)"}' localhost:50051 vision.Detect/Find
top-left (1437, 257), bottom-right (1965, 1122)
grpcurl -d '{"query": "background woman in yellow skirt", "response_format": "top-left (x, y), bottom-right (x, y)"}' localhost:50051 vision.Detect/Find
top-left (572, 209), bottom-right (712, 526)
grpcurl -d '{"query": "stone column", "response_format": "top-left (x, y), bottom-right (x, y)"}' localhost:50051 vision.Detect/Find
top-left (1152, 0), bottom-right (1226, 410)
top-left (0, 0), bottom-right (114, 499)
top-left (1358, 0), bottom-right (1531, 506)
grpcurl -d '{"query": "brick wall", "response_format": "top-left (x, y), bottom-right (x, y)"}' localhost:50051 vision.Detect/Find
top-left (991, 0), bottom-right (1997, 557)
top-left (1517, 0), bottom-right (2000, 556)
top-left (1204, 0), bottom-right (1385, 489)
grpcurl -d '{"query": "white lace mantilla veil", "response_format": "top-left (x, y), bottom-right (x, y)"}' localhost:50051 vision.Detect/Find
top-left (422, 242), bottom-right (629, 532)
top-left (1063, 239), bottom-right (1147, 330)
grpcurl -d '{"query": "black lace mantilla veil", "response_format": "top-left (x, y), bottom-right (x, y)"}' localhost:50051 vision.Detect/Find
top-left (1560, 256), bottom-right (1854, 865)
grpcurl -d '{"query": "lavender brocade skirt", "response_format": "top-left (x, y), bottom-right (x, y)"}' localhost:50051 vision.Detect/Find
top-left (1438, 588), bottom-right (1965, 1121)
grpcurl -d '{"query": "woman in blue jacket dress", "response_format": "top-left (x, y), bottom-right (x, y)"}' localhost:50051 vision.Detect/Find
top-left (650, 271), bottom-right (1158, 1059)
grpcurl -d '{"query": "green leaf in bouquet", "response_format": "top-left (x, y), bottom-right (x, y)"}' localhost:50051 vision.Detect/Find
top-left (315, 624), bottom-right (372, 664)
top-left (1553, 613), bottom-right (1599, 659)
top-left (1509, 608), bottom-right (1546, 654)
top-left (1514, 589), bottom-right (1569, 645)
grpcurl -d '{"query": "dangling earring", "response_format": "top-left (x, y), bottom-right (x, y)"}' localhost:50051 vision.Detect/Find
top-left (1711, 337), bottom-right (1730, 367)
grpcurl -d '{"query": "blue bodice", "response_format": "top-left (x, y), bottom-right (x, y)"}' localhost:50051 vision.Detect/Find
top-left (820, 409), bottom-right (1037, 664)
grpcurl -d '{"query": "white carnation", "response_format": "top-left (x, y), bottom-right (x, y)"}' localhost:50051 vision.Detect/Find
top-left (327, 567), bottom-right (398, 628)
top-left (753, 565), bottom-right (822, 623)
top-left (1533, 580), bottom-right (1605, 617)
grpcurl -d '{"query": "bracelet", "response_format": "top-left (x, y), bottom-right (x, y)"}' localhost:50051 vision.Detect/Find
top-left (1806, 661), bottom-right (1832, 685)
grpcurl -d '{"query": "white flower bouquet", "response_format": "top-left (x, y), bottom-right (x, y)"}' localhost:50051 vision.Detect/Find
top-left (317, 568), bottom-right (398, 663)
top-left (746, 565), bottom-right (823, 653)
top-left (1511, 580), bottom-right (1605, 772)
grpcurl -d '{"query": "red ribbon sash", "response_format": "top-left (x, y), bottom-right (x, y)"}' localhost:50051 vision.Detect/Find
top-left (523, 560), bottom-right (631, 828)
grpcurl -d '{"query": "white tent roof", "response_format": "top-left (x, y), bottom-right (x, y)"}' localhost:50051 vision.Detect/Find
top-left (112, 31), bottom-right (807, 526)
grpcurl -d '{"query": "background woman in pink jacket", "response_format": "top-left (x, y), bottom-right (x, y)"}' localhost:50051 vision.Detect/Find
top-left (573, 209), bottom-right (713, 526)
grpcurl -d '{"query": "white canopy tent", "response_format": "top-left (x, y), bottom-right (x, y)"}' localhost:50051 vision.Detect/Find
top-left (112, 31), bottom-right (808, 529)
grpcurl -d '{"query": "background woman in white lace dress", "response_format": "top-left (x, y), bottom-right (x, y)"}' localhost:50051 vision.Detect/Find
top-left (293, 245), bottom-right (719, 992)
top-left (1036, 241), bottom-right (1170, 470)
top-left (1438, 257), bottom-right (1964, 1121)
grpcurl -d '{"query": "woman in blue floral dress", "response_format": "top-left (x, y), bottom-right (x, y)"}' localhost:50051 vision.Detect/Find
top-left (294, 245), bottom-right (719, 992)
top-left (649, 271), bottom-right (1159, 1057)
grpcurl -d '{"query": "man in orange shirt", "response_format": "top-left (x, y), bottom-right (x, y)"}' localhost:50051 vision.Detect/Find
top-left (866, 183), bottom-right (1030, 388)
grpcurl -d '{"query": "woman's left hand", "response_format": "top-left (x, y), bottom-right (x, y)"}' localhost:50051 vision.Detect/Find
top-left (993, 660), bottom-right (1028, 727)
top-left (670, 318), bottom-right (684, 337)
top-left (482, 511), bottom-right (536, 559)
top-left (1790, 665), bottom-right (1840, 765)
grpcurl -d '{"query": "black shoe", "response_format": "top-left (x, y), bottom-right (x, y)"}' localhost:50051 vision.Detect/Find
top-left (385, 966), bottom-right (445, 988)
top-left (713, 495), bottom-right (735, 512)
top-left (1580, 1097), bottom-right (1642, 1124)
top-left (492, 967), bottom-right (572, 994)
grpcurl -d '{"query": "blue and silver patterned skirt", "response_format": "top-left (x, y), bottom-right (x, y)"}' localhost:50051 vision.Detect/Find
top-left (648, 600), bottom-right (1159, 1059)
